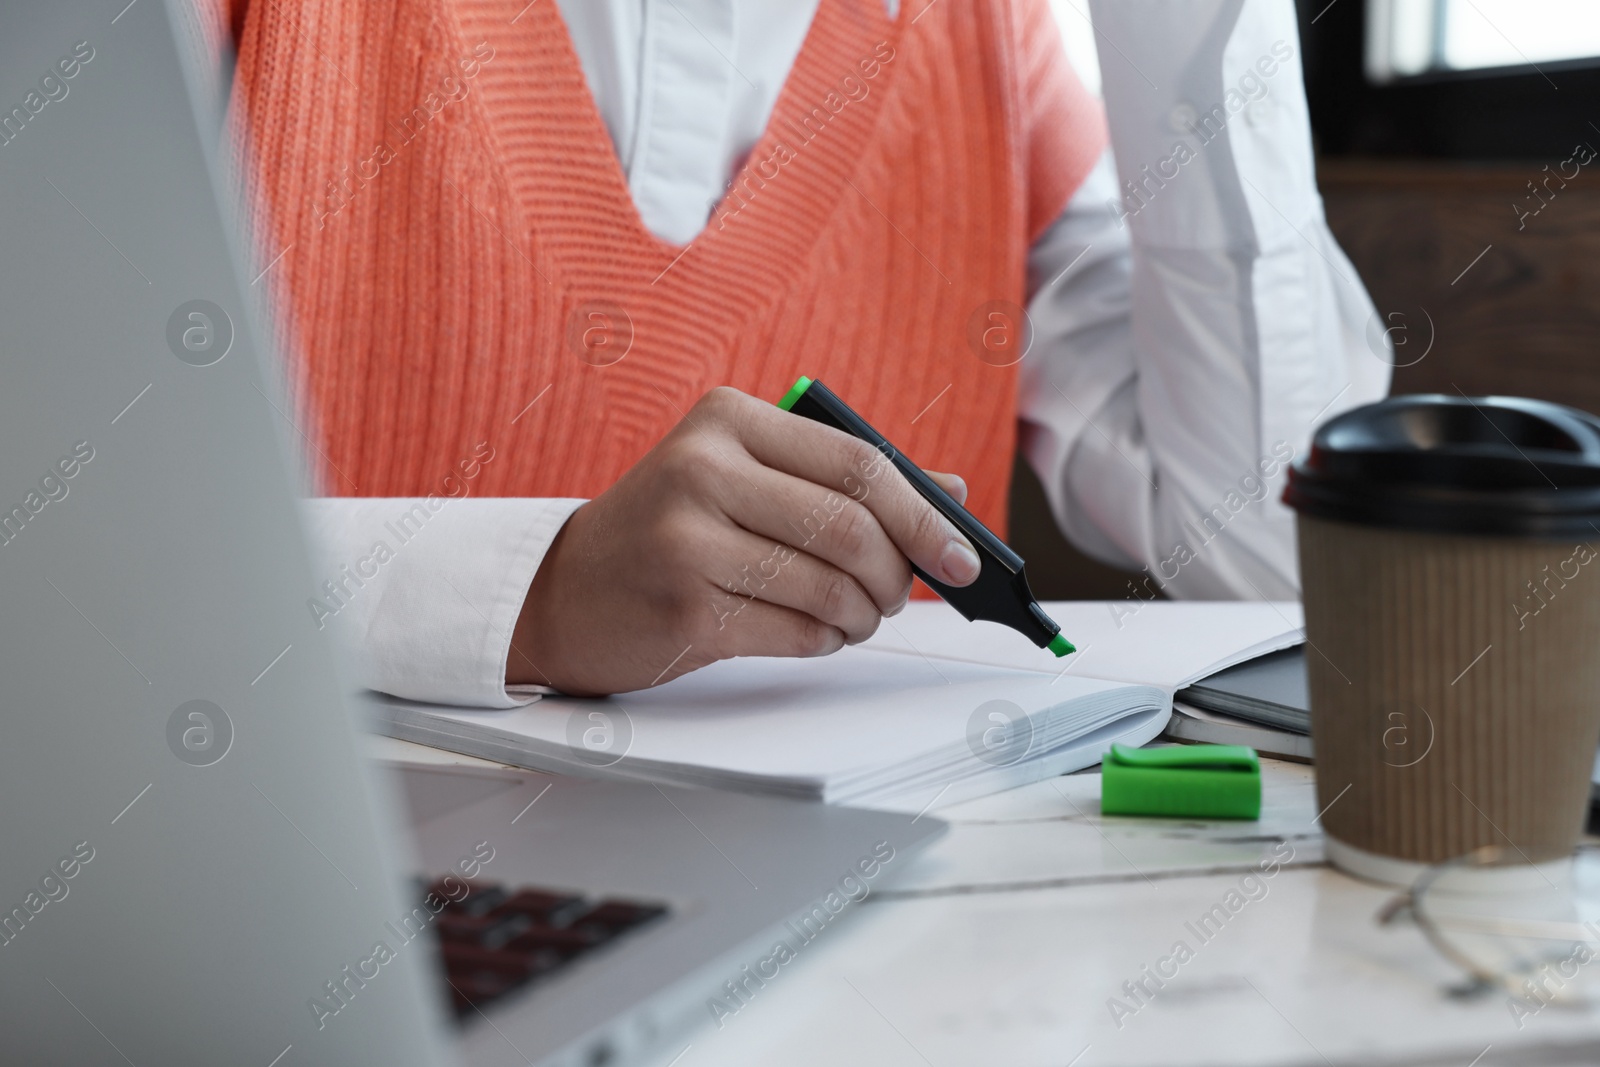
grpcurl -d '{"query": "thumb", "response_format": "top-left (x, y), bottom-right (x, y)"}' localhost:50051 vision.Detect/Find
top-left (924, 469), bottom-right (968, 506)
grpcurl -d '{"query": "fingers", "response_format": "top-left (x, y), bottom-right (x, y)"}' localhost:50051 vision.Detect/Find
top-left (725, 392), bottom-right (981, 587)
top-left (708, 525), bottom-right (886, 644)
top-left (518, 387), bottom-right (968, 696)
top-left (925, 469), bottom-right (968, 505)
top-left (704, 592), bottom-right (848, 661)
top-left (708, 461), bottom-right (912, 615)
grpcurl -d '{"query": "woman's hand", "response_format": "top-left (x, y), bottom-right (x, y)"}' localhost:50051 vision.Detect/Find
top-left (509, 386), bottom-right (975, 695)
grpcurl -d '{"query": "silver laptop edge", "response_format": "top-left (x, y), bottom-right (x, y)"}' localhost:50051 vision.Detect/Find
top-left (0, 5), bottom-right (946, 1065)
top-left (0, 3), bottom-right (456, 1062)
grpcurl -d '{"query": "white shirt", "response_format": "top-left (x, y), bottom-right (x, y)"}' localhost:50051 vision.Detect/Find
top-left (307, 0), bottom-right (1389, 707)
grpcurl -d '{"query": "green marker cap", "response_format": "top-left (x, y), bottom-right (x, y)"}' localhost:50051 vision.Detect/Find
top-left (777, 375), bottom-right (814, 412)
top-left (1100, 743), bottom-right (1261, 820)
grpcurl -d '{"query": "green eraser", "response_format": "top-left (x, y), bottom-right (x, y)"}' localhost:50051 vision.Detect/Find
top-left (777, 376), bottom-right (813, 412)
top-left (1100, 743), bottom-right (1261, 820)
top-left (1048, 633), bottom-right (1074, 657)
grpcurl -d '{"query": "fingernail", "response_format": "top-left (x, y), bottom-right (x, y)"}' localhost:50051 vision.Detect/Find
top-left (940, 540), bottom-right (980, 585)
top-left (886, 595), bottom-right (909, 617)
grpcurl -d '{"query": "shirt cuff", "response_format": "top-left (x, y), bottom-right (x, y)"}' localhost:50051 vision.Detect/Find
top-left (302, 496), bottom-right (585, 708)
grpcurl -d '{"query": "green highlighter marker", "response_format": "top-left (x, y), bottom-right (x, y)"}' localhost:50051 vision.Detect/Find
top-left (777, 376), bottom-right (1075, 657)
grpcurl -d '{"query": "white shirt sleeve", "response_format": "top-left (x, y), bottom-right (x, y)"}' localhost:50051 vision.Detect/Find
top-left (1018, 0), bottom-right (1390, 600)
top-left (302, 496), bottom-right (584, 708)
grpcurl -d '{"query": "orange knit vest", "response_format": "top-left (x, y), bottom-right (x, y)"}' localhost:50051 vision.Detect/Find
top-left (224, 0), bottom-right (1106, 534)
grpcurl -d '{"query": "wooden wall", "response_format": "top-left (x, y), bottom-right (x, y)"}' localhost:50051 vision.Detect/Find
top-left (1320, 160), bottom-right (1600, 411)
top-left (1009, 159), bottom-right (1600, 600)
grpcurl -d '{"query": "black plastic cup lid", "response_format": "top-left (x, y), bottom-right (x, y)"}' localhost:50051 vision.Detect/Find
top-left (1283, 395), bottom-right (1600, 539)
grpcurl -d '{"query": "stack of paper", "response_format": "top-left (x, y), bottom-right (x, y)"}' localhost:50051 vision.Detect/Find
top-left (860, 600), bottom-right (1304, 687)
top-left (1166, 702), bottom-right (1315, 762)
top-left (371, 601), bottom-right (1305, 812)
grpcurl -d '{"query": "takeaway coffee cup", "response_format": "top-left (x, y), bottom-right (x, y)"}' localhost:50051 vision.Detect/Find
top-left (1284, 396), bottom-right (1600, 886)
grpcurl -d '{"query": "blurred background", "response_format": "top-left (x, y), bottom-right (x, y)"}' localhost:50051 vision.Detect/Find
top-left (1016, 0), bottom-right (1600, 598)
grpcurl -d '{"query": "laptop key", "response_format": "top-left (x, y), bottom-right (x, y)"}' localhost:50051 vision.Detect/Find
top-left (428, 878), bottom-right (669, 1020)
top-left (436, 911), bottom-right (534, 950)
top-left (504, 923), bottom-right (608, 953)
top-left (575, 900), bottom-right (668, 933)
top-left (424, 878), bottom-right (510, 918)
top-left (499, 888), bottom-right (590, 927)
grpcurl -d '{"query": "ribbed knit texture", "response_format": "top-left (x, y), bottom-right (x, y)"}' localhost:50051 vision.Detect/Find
top-left (220, 0), bottom-right (1107, 534)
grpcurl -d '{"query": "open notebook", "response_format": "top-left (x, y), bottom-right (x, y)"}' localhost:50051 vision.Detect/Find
top-left (371, 601), bottom-right (1304, 813)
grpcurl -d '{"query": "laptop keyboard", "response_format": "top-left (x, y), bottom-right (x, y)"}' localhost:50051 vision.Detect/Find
top-left (418, 878), bottom-right (669, 1019)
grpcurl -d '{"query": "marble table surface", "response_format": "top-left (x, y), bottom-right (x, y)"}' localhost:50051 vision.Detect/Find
top-left (368, 736), bottom-right (1600, 1067)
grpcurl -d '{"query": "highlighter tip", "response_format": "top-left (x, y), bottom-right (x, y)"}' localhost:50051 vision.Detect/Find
top-left (1048, 633), bottom-right (1075, 657)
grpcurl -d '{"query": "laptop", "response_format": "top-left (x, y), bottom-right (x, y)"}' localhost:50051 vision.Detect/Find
top-left (0, 2), bottom-right (944, 1064)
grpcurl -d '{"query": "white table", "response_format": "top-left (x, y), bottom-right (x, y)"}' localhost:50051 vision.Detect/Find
top-left (370, 738), bottom-right (1600, 1066)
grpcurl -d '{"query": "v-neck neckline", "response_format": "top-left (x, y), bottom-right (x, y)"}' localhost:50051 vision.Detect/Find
top-left (484, 0), bottom-right (908, 265)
